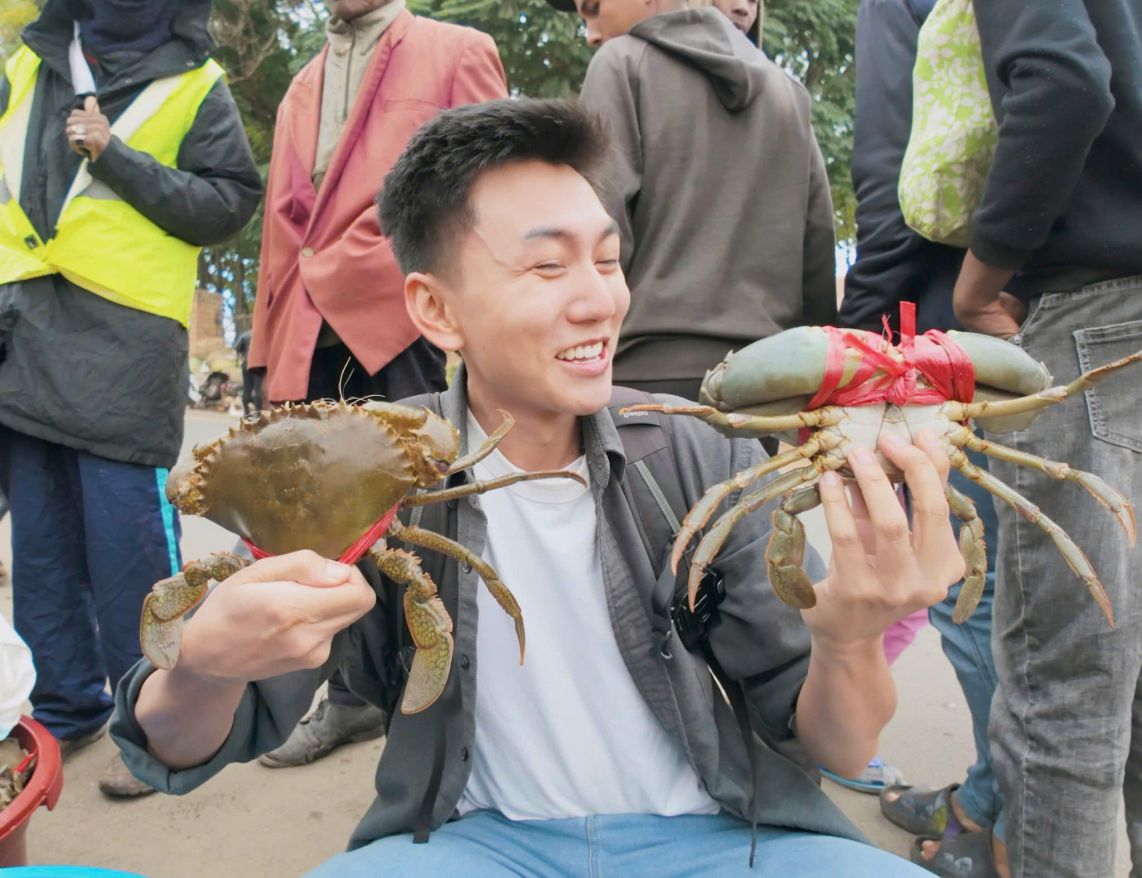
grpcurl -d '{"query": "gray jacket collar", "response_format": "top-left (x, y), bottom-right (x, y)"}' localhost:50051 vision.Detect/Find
top-left (438, 362), bottom-right (629, 492)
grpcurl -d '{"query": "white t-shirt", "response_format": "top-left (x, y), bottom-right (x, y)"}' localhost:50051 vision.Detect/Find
top-left (457, 412), bottom-right (719, 820)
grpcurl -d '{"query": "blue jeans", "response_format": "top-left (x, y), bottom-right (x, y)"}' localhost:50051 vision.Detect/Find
top-left (928, 454), bottom-right (1003, 837)
top-left (985, 277), bottom-right (1142, 878)
top-left (306, 811), bottom-right (930, 877)
top-left (0, 427), bottom-right (182, 740)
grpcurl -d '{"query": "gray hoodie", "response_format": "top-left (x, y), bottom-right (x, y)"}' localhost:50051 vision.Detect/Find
top-left (581, 9), bottom-right (837, 390)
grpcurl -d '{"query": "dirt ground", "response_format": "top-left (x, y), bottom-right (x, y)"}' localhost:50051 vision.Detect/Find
top-left (4, 410), bottom-right (1130, 876)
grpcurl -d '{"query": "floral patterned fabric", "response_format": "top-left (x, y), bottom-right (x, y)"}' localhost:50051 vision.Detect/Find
top-left (898, 0), bottom-right (997, 248)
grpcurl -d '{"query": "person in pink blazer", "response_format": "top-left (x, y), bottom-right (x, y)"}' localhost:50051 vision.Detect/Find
top-left (248, 0), bottom-right (508, 766)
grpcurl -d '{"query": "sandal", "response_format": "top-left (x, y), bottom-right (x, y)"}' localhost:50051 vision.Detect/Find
top-left (879, 783), bottom-right (961, 836)
top-left (820, 756), bottom-right (907, 795)
top-left (910, 830), bottom-right (1000, 878)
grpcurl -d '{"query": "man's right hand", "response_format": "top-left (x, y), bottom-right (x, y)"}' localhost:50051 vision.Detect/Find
top-left (176, 550), bottom-right (377, 685)
top-left (134, 551), bottom-right (376, 771)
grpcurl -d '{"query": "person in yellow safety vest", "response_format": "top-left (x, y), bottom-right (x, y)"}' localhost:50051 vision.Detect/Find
top-left (0, 0), bottom-right (262, 799)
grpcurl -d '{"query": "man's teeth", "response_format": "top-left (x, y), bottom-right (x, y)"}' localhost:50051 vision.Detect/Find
top-left (557, 341), bottom-right (604, 361)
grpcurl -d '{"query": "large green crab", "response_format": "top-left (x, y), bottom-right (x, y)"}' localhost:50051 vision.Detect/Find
top-left (624, 314), bottom-right (1140, 627)
top-left (140, 400), bottom-right (582, 714)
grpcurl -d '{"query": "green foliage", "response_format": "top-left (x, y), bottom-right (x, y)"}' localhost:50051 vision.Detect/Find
top-left (411, 0), bottom-right (857, 241)
top-left (0, 0), bottom-right (38, 63)
top-left (200, 0), bottom-right (857, 313)
top-left (764, 0), bottom-right (858, 242)
top-left (410, 0), bottom-right (593, 98)
top-left (201, 2), bottom-right (327, 320)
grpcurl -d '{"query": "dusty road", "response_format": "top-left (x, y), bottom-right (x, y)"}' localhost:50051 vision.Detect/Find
top-left (3, 409), bottom-right (1130, 876)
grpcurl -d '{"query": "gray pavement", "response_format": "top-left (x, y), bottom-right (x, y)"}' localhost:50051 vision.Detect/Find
top-left (2, 409), bottom-right (1130, 875)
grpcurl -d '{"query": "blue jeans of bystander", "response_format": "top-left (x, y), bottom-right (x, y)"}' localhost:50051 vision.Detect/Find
top-left (928, 454), bottom-right (1003, 836)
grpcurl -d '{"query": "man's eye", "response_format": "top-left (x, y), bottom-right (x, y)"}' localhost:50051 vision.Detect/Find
top-left (534, 262), bottom-right (565, 274)
top-left (596, 258), bottom-right (620, 269)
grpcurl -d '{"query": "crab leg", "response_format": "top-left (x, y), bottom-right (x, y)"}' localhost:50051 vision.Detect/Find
top-left (368, 547), bottom-right (454, 714)
top-left (688, 466), bottom-right (822, 609)
top-left (945, 350), bottom-right (1142, 423)
top-left (949, 425), bottom-right (1136, 545)
top-left (949, 450), bottom-right (1115, 627)
top-left (765, 484), bottom-right (824, 610)
top-left (140, 552), bottom-right (250, 670)
top-left (446, 410), bottom-right (514, 474)
top-left (619, 403), bottom-right (843, 437)
top-left (670, 440), bottom-right (822, 573)
top-left (944, 483), bottom-right (989, 624)
top-left (388, 519), bottom-right (525, 665)
top-left (401, 469), bottom-right (586, 508)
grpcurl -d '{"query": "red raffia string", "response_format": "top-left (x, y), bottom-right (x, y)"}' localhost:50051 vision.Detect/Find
top-left (805, 302), bottom-right (975, 410)
top-left (241, 504), bottom-right (400, 565)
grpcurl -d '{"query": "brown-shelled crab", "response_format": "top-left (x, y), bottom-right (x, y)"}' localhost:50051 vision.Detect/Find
top-left (624, 312), bottom-right (1140, 627)
top-left (140, 400), bottom-right (583, 714)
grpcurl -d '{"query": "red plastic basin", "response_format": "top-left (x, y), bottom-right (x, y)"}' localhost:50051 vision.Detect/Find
top-left (0, 716), bottom-right (64, 867)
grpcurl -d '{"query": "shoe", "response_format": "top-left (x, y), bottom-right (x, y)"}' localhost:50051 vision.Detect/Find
top-left (98, 753), bottom-right (156, 799)
top-left (880, 783), bottom-right (962, 837)
top-left (58, 723), bottom-right (108, 760)
top-left (259, 697), bottom-right (387, 768)
top-left (911, 829), bottom-right (1000, 877)
top-left (820, 755), bottom-right (906, 795)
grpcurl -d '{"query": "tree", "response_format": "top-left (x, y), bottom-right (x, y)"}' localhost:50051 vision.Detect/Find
top-left (410, 0), bottom-right (857, 241)
top-left (201, 1), bottom-right (327, 331)
top-left (202, 0), bottom-right (858, 322)
top-left (764, 0), bottom-right (857, 243)
top-left (0, 0), bottom-right (38, 63)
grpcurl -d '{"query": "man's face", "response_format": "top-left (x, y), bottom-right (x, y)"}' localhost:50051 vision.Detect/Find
top-left (712, 0), bottom-right (760, 35)
top-left (432, 160), bottom-right (629, 423)
top-left (574, 0), bottom-right (653, 47)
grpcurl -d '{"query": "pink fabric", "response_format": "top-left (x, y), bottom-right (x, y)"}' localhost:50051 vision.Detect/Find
top-left (249, 12), bottom-right (508, 402)
top-left (883, 607), bottom-right (930, 666)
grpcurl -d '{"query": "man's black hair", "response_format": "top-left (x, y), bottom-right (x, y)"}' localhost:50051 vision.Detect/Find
top-left (378, 98), bottom-right (609, 276)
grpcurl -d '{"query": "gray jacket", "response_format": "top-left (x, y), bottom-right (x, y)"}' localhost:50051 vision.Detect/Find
top-left (0, 0), bottom-right (262, 468)
top-left (581, 8), bottom-right (838, 388)
top-left (111, 376), bottom-right (863, 851)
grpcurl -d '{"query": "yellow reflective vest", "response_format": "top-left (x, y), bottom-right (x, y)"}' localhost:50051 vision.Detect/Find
top-left (0, 47), bottom-right (224, 327)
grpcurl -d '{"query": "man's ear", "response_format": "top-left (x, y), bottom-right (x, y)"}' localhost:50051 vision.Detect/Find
top-left (404, 272), bottom-right (463, 352)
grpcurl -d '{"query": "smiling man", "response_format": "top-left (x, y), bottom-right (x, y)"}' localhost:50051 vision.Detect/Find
top-left (111, 99), bottom-right (960, 876)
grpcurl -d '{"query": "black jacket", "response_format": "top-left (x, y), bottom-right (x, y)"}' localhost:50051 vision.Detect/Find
top-left (840, 0), bottom-right (964, 334)
top-left (0, 0), bottom-right (262, 468)
top-left (971, 0), bottom-right (1142, 296)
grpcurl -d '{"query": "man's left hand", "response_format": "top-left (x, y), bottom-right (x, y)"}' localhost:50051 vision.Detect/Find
top-left (803, 432), bottom-right (965, 654)
top-left (66, 96), bottom-right (112, 162)
top-left (952, 250), bottom-right (1025, 338)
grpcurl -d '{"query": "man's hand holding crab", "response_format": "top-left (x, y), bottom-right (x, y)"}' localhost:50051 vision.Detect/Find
top-left (795, 431), bottom-right (964, 779)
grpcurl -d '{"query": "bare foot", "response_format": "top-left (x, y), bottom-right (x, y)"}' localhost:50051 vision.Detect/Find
top-left (916, 791), bottom-right (1010, 878)
top-left (917, 789), bottom-right (982, 860)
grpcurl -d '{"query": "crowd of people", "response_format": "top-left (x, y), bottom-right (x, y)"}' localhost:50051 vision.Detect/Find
top-left (0, 0), bottom-right (1138, 876)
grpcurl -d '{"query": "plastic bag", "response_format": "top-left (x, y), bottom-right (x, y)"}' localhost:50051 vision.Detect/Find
top-left (898, 0), bottom-right (997, 247)
top-left (0, 614), bottom-right (35, 739)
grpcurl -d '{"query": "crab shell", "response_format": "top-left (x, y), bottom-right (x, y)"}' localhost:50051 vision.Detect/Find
top-left (698, 326), bottom-right (1052, 436)
top-left (166, 401), bottom-right (459, 558)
